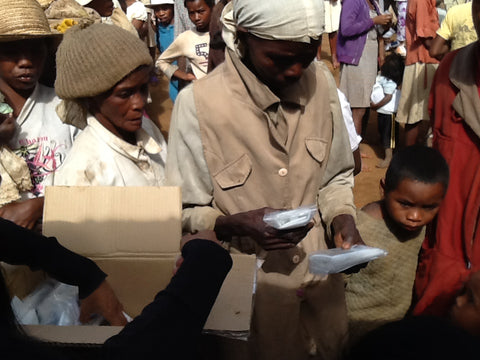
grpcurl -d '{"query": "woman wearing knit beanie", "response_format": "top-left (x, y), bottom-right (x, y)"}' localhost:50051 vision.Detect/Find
top-left (53, 23), bottom-right (167, 186)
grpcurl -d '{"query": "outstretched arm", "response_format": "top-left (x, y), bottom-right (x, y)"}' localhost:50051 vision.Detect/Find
top-left (0, 218), bottom-right (126, 325)
top-left (103, 238), bottom-right (233, 359)
top-left (0, 197), bottom-right (44, 230)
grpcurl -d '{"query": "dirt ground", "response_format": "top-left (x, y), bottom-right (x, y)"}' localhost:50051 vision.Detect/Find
top-left (146, 33), bottom-right (390, 209)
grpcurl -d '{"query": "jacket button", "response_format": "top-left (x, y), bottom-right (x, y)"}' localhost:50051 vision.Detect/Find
top-left (278, 168), bottom-right (288, 177)
top-left (292, 254), bottom-right (300, 264)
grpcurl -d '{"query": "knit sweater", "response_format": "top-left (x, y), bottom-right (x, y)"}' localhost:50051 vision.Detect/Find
top-left (345, 209), bottom-right (425, 342)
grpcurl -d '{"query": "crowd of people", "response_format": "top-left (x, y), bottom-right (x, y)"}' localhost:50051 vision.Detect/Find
top-left (1, 0), bottom-right (480, 359)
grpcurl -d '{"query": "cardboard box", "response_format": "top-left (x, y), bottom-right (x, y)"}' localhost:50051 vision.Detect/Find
top-left (25, 186), bottom-right (255, 344)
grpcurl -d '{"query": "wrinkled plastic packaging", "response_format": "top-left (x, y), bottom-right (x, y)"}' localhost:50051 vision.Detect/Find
top-left (12, 279), bottom-right (81, 326)
top-left (263, 205), bottom-right (317, 230)
top-left (309, 245), bottom-right (388, 274)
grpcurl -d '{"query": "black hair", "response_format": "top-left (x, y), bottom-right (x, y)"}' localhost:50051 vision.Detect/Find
top-left (384, 145), bottom-right (449, 194)
top-left (380, 53), bottom-right (405, 86)
top-left (184, 0), bottom-right (214, 9)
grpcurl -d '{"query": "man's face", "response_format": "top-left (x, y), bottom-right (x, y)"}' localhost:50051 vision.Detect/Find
top-left (0, 39), bottom-right (47, 95)
top-left (88, 0), bottom-right (115, 17)
top-left (186, 0), bottom-right (211, 33)
top-left (90, 66), bottom-right (150, 143)
top-left (242, 33), bottom-right (319, 96)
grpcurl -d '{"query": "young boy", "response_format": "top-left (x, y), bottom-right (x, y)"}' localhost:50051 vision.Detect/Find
top-left (370, 53), bottom-right (405, 168)
top-left (0, 0), bottom-right (79, 229)
top-left (395, 0), bottom-right (439, 146)
top-left (345, 145), bottom-right (449, 342)
top-left (147, 0), bottom-right (179, 102)
top-left (155, 0), bottom-right (213, 84)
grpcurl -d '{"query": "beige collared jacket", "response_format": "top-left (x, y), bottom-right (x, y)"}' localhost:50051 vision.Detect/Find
top-left (166, 50), bottom-right (356, 282)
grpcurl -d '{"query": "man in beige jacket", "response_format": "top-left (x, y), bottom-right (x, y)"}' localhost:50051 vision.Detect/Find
top-left (166, 1), bottom-right (362, 359)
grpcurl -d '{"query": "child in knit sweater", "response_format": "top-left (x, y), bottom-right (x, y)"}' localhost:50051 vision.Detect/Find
top-left (345, 145), bottom-right (449, 343)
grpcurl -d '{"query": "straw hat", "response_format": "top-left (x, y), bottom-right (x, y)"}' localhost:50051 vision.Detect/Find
top-left (0, 0), bottom-right (56, 41)
top-left (145, 0), bottom-right (175, 6)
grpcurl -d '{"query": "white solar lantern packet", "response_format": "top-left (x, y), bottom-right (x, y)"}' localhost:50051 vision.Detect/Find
top-left (263, 205), bottom-right (317, 230)
top-left (308, 245), bottom-right (388, 275)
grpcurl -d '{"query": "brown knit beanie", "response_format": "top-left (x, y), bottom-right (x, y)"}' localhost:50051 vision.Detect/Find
top-left (55, 23), bottom-right (152, 100)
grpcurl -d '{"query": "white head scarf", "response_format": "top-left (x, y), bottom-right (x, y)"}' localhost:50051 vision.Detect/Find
top-left (222, 0), bottom-right (324, 56)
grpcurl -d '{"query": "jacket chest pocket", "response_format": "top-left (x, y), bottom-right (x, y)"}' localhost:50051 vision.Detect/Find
top-left (305, 137), bottom-right (328, 165)
top-left (213, 153), bottom-right (252, 190)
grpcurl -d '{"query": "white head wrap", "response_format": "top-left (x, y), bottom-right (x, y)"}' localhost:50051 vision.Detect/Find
top-left (222, 0), bottom-right (324, 55)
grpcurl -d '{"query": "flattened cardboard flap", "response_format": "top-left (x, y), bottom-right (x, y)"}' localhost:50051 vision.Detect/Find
top-left (43, 186), bottom-right (182, 256)
top-left (41, 186), bottom-right (255, 334)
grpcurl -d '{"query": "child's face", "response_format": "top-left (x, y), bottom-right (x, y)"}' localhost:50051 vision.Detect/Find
top-left (0, 39), bottom-right (47, 94)
top-left (154, 5), bottom-right (174, 26)
top-left (186, 0), bottom-right (212, 33)
top-left (451, 271), bottom-right (480, 337)
top-left (89, 66), bottom-right (150, 142)
top-left (382, 178), bottom-right (445, 233)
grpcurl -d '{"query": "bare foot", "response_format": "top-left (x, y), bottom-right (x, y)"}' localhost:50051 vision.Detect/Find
top-left (331, 54), bottom-right (340, 69)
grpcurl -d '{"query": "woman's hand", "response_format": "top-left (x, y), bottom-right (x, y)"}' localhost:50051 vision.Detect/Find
top-left (373, 13), bottom-right (392, 26)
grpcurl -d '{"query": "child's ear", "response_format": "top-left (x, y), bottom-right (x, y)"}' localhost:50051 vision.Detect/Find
top-left (380, 178), bottom-right (386, 197)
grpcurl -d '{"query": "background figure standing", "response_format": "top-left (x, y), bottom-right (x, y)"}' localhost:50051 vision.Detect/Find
top-left (395, 0), bottom-right (439, 146)
top-left (147, 0), bottom-right (179, 102)
top-left (207, 0), bottom-right (230, 72)
top-left (370, 53), bottom-right (404, 168)
top-left (318, 0), bottom-right (341, 69)
top-left (413, 0), bottom-right (480, 318)
top-left (395, 0), bottom-right (408, 55)
top-left (429, 1), bottom-right (477, 60)
top-left (124, 0), bottom-right (149, 39)
top-left (337, 0), bottom-right (392, 137)
top-left (155, 0), bottom-right (212, 84)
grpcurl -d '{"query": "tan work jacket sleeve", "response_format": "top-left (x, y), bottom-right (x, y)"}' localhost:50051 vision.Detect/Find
top-left (165, 85), bottom-right (223, 232)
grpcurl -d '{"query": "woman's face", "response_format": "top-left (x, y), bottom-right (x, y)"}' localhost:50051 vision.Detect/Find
top-left (90, 66), bottom-right (150, 144)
